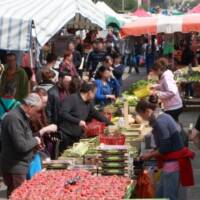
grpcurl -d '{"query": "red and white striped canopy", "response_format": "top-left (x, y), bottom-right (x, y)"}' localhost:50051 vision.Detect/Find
top-left (121, 14), bottom-right (200, 37)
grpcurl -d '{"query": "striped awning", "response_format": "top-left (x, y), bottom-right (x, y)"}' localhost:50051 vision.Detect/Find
top-left (121, 14), bottom-right (200, 37)
top-left (0, 0), bottom-right (106, 51)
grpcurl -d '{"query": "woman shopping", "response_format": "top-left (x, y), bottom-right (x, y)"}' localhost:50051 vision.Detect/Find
top-left (136, 100), bottom-right (194, 200)
top-left (95, 66), bottom-right (120, 107)
top-left (151, 58), bottom-right (183, 122)
top-left (59, 52), bottom-right (78, 77)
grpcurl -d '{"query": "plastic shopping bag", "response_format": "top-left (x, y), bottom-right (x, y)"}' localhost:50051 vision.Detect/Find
top-left (135, 170), bottom-right (155, 198)
top-left (27, 152), bottom-right (42, 180)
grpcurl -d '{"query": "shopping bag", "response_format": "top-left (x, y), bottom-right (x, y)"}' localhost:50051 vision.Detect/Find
top-left (135, 170), bottom-right (155, 198)
top-left (27, 152), bottom-right (42, 180)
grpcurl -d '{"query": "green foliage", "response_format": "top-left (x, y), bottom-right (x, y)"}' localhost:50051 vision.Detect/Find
top-left (141, 3), bottom-right (148, 10)
top-left (188, 0), bottom-right (200, 8)
top-left (124, 0), bottom-right (138, 11)
top-left (98, 0), bottom-right (138, 12)
top-left (176, 0), bottom-right (200, 9)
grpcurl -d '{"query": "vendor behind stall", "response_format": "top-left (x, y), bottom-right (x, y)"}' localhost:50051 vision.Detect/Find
top-left (136, 100), bottom-right (194, 200)
top-left (151, 58), bottom-right (183, 122)
top-left (58, 81), bottom-right (112, 153)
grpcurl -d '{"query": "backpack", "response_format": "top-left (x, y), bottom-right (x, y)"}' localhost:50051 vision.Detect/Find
top-left (0, 99), bottom-right (19, 140)
top-left (0, 98), bottom-right (19, 120)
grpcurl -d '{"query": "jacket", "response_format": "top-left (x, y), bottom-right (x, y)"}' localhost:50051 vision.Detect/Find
top-left (0, 66), bottom-right (29, 101)
top-left (155, 70), bottom-right (183, 111)
top-left (157, 147), bottom-right (195, 186)
top-left (113, 64), bottom-right (125, 85)
top-left (73, 51), bottom-right (82, 69)
top-left (95, 80), bottom-right (112, 106)
top-left (95, 79), bottom-right (120, 106)
top-left (59, 93), bottom-right (111, 138)
top-left (87, 50), bottom-right (106, 71)
top-left (1, 107), bottom-right (38, 174)
top-left (151, 113), bottom-right (184, 154)
top-left (46, 85), bottom-right (69, 124)
top-left (59, 61), bottom-right (78, 77)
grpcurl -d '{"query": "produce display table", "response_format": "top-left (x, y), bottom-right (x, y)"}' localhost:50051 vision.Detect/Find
top-left (37, 79), bottom-right (158, 199)
top-left (183, 97), bottom-right (200, 110)
top-left (10, 170), bottom-right (132, 200)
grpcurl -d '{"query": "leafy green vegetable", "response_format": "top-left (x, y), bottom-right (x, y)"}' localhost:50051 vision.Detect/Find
top-left (127, 80), bottom-right (149, 94)
top-left (123, 94), bottom-right (138, 106)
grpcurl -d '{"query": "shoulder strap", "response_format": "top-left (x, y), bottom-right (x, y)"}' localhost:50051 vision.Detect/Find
top-left (8, 100), bottom-right (19, 110)
top-left (0, 98), bottom-right (8, 112)
top-left (0, 99), bottom-right (18, 113)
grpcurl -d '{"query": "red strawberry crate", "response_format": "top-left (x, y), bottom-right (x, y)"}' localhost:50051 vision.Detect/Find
top-left (99, 134), bottom-right (125, 145)
top-left (86, 120), bottom-right (106, 137)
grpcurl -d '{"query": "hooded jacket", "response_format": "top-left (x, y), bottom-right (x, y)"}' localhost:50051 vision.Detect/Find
top-left (155, 69), bottom-right (182, 111)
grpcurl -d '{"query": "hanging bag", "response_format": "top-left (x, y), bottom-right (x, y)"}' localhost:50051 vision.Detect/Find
top-left (27, 152), bottom-right (42, 180)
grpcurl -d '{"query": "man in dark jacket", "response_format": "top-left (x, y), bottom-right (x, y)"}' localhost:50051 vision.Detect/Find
top-left (58, 82), bottom-right (112, 153)
top-left (46, 71), bottom-right (71, 124)
top-left (113, 54), bottom-right (125, 86)
top-left (87, 40), bottom-right (106, 79)
top-left (1, 93), bottom-right (57, 197)
top-left (67, 42), bottom-right (82, 70)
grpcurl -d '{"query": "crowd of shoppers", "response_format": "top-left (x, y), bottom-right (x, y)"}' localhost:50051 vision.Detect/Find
top-left (0, 30), bottom-right (198, 200)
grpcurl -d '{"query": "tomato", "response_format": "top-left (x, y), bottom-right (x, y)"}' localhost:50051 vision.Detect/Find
top-left (10, 170), bottom-right (131, 200)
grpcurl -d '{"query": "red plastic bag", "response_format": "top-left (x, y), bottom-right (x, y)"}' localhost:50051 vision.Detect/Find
top-left (86, 119), bottom-right (105, 137)
top-left (135, 170), bottom-right (155, 198)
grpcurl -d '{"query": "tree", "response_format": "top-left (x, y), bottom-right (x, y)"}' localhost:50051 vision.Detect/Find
top-left (124, 0), bottom-right (138, 11)
top-left (97, 0), bottom-right (138, 12)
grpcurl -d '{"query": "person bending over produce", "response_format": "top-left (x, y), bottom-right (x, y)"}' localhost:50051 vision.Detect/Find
top-left (136, 100), bottom-right (194, 200)
top-left (58, 81), bottom-right (112, 153)
top-left (151, 58), bottom-right (183, 122)
top-left (1, 93), bottom-right (57, 197)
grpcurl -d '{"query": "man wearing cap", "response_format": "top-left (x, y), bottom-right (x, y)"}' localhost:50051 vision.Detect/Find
top-left (1, 93), bottom-right (57, 197)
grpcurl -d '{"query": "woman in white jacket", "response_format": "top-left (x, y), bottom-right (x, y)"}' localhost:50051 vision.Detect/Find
top-left (152, 58), bottom-right (183, 122)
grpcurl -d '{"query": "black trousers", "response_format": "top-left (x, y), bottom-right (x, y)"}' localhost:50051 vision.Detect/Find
top-left (165, 107), bottom-right (183, 122)
top-left (2, 173), bottom-right (26, 198)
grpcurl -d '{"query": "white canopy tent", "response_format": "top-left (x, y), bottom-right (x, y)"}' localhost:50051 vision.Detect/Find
top-left (96, 1), bottom-right (130, 28)
top-left (0, 0), bottom-right (106, 51)
top-left (96, 1), bottom-right (124, 20)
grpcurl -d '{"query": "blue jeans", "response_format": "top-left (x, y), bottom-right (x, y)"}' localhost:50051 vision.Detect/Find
top-left (156, 171), bottom-right (180, 200)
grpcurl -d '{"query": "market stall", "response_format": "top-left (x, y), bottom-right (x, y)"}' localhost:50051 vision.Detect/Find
top-left (131, 8), bottom-right (152, 17)
top-left (188, 3), bottom-right (200, 14)
top-left (9, 77), bottom-right (158, 199)
top-left (0, 0), bottom-right (106, 51)
top-left (10, 170), bottom-right (133, 200)
top-left (175, 66), bottom-right (200, 108)
top-left (96, 1), bottom-right (127, 30)
top-left (121, 14), bottom-right (200, 37)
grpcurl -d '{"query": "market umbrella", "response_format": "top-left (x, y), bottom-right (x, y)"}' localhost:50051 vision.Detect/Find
top-left (105, 16), bottom-right (125, 29)
top-left (132, 8), bottom-right (151, 17)
top-left (188, 3), bottom-right (200, 13)
top-left (182, 14), bottom-right (200, 33)
top-left (121, 14), bottom-right (200, 37)
top-left (172, 9), bottom-right (183, 16)
top-left (96, 1), bottom-right (125, 29)
top-left (121, 17), bottom-right (157, 36)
